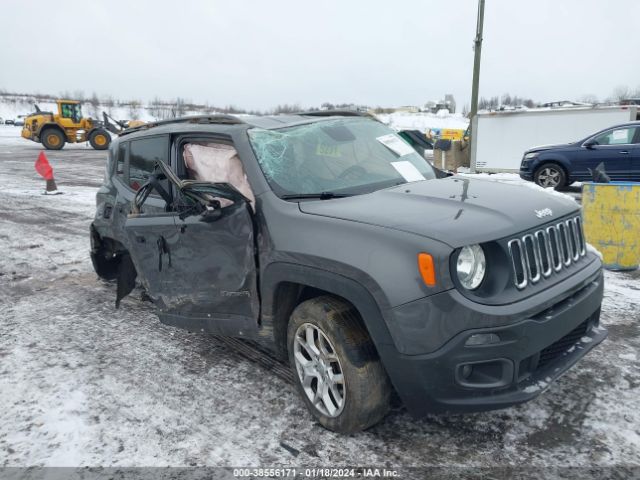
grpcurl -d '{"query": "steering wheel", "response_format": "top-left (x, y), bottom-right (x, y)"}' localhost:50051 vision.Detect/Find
top-left (338, 165), bottom-right (367, 180)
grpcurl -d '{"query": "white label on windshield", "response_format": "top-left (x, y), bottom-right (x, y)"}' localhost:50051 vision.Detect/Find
top-left (377, 134), bottom-right (415, 156)
top-left (391, 161), bottom-right (426, 182)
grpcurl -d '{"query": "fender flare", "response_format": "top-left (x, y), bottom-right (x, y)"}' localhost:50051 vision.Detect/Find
top-left (260, 261), bottom-right (397, 362)
top-left (260, 262), bottom-right (423, 407)
top-left (37, 122), bottom-right (66, 140)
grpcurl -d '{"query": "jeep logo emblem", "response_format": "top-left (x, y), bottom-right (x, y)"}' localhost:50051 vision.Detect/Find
top-left (535, 208), bottom-right (553, 219)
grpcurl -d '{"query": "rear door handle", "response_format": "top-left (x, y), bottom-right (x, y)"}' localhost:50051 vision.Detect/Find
top-left (619, 150), bottom-right (629, 154)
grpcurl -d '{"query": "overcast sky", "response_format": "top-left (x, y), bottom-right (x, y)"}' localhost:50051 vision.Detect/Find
top-left (1, 0), bottom-right (638, 110)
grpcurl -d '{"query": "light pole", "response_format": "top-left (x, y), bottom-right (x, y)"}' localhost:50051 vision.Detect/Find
top-left (470, 0), bottom-right (485, 120)
top-left (469, 0), bottom-right (485, 171)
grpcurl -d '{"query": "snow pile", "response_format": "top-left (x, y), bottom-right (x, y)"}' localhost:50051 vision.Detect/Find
top-left (376, 111), bottom-right (469, 132)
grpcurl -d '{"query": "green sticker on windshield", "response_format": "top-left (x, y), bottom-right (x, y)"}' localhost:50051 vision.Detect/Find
top-left (315, 142), bottom-right (341, 158)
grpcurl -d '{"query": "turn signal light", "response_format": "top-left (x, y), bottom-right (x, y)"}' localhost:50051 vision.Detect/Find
top-left (418, 253), bottom-right (436, 287)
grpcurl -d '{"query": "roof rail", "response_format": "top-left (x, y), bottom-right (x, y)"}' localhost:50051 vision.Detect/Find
top-left (296, 110), bottom-right (368, 118)
top-left (119, 114), bottom-right (245, 136)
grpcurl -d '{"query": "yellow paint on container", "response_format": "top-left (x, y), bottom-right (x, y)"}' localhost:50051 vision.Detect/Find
top-left (582, 182), bottom-right (640, 270)
top-left (439, 129), bottom-right (465, 141)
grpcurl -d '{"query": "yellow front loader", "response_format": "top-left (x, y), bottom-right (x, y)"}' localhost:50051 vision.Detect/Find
top-left (21, 100), bottom-right (143, 151)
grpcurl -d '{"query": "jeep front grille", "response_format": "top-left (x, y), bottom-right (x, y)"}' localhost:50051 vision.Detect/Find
top-left (508, 216), bottom-right (586, 289)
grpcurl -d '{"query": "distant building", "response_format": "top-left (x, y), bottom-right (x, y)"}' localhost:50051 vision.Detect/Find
top-left (423, 95), bottom-right (456, 114)
top-left (541, 100), bottom-right (592, 108)
top-left (444, 94), bottom-right (456, 114)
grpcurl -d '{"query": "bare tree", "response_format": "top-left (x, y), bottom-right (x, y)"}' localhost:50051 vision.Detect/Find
top-left (272, 103), bottom-right (301, 114)
top-left (611, 85), bottom-right (631, 102)
top-left (128, 100), bottom-right (142, 120)
top-left (578, 94), bottom-right (599, 105)
top-left (87, 92), bottom-right (100, 118)
top-left (173, 97), bottom-right (187, 117)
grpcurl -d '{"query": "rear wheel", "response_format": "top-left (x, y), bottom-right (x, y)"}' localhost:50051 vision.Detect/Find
top-left (89, 129), bottom-right (111, 150)
top-left (287, 295), bottom-right (391, 433)
top-left (534, 162), bottom-right (566, 189)
top-left (90, 227), bottom-right (121, 281)
top-left (41, 128), bottom-right (65, 150)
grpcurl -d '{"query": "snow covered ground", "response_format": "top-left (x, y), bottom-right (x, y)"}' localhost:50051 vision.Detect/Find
top-left (0, 126), bottom-right (639, 473)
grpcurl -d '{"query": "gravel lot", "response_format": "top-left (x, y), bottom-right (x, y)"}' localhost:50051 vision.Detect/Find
top-left (0, 126), bottom-right (639, 475)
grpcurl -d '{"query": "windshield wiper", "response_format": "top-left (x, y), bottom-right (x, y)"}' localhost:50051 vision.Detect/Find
top-left (281, 192), bottom-right (353, 200)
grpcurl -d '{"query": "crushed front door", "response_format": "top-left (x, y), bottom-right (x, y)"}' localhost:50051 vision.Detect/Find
top-left (124, 167), bottom-right (259, 335)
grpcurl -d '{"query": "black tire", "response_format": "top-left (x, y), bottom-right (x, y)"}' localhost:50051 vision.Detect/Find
top-left (287, 295), bottom-right (391, 433)
top-left (89, 129), bottom-right (111, 150)
top-left (90, 227), bottom-right (120, 281)
top-left (534, 162), bottom-right (567, 189)
top-left (41, 128), bottom-right (65, 150)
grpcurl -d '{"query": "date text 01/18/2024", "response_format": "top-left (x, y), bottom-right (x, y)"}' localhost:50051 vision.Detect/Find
top-left (232, 468), bottom-right (399, 477)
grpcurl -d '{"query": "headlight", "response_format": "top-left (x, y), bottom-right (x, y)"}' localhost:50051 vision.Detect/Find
top-left (456, 244), bottom-right (486, 290)
top-left (524, 152), bottom-right (539, 160)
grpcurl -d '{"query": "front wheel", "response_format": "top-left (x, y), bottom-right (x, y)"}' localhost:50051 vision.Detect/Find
top-left (534, 163), bottom-right (566, 189)
top-left (287, 296), bottom-right (391, 433)
top-left (89, 129), bottom-right (111, 150)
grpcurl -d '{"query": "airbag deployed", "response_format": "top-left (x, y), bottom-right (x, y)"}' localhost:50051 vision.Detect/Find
top-left (183, 143), bottom-right (255, 210)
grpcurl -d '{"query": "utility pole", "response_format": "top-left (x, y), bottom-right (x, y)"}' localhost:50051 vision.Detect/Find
top-left (470, 0), bottom-right (485, 119)
top-left (469, 0), bottom-right (485, 171)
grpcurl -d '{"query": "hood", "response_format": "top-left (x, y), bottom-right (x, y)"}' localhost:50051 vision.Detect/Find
top-left (299, 177), bottom-right (579, 248)
top-left (525, 142), bottom-right (575, 154)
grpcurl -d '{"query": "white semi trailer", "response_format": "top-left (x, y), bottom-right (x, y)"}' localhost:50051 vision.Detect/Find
top-left (470, 105), bottom-right (639, 172)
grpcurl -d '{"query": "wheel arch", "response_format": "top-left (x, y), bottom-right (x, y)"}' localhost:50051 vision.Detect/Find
top-left (260, 262), bottom-right (396, 364)
top-left (534, 159), bottom-right (571, 184)
top-left (90, 223), bottom-right (128, 256)
top-left (37, 122), bottom-right (66, 139)
top-left (87, 126), bottom-right (110, 138)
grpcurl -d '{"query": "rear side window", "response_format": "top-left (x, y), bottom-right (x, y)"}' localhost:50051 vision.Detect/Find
top-left (129, 136), bottom-right (169, 191)
top-left (593, 127), bottom-right (639, 146)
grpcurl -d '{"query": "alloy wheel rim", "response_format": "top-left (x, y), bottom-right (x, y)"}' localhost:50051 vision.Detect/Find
top-left (538, 167), bottom-right (560, 187)
top-left (293, 323), bottom-right (345, 417)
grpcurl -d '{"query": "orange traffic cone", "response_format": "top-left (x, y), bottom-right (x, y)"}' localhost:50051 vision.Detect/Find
top-left (34, 151), bottom-right (61, 195)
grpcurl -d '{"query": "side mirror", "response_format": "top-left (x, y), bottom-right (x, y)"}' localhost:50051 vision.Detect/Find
top-left (584, 140), bottom-right (597, 149)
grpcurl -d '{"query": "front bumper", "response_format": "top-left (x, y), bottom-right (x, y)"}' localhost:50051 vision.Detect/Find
top-left (519, 169), bottom-right (533, 181)
top-left (381, 264), bottom-right (606, 416)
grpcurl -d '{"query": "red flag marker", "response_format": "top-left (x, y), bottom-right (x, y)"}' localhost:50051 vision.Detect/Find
top-left (34, 151), bottom-right (60, 194)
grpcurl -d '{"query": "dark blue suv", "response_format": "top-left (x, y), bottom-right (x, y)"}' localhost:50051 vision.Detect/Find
top-left (519, 121), bottom-right (640, 188)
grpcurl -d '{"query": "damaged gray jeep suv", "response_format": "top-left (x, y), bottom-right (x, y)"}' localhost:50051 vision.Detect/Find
top-left (90, 111), bottom-right (606, 433)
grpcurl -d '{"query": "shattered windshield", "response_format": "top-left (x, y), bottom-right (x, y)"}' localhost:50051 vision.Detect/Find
top-left (248, 118), bottom-right (436, 197)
